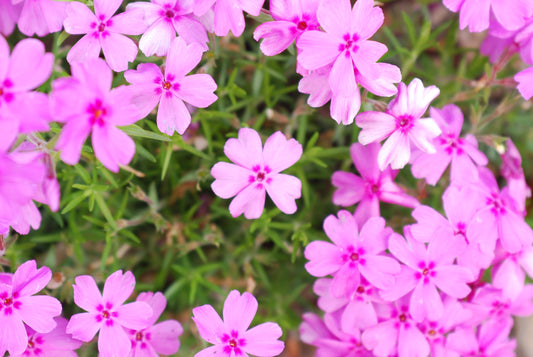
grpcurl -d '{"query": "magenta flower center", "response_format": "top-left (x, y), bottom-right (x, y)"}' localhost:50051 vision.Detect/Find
top-left (88, 99), bottom-right (108, 126)
top-left (0, 291), bottom-right (21, 315)
top-left (342, 245), bottom-right (366, 267)
top-left (165, 10), bottom-right (175, 18)
top-left (487, 193), bottom-right (506, 215)
top-left (98, 23), bottom-right (106, 32)
top-left (222, 330), bottom-right (246, 355)
top-left (249, 165), bottom-right (272, 188)
top-left (440, 134), bottom-right (464, 156)
top-left (396, 115), bottom-right (414, 133)
top-left (91, 15), bottom-right (112, 37)
top-left (136, 332), bottom-right (143, 341)
top-left (163, 81), bottom-right (172, 90)
top-left (0, 79), bottom-right (14, 103)
top-left (339, 33), bottom-right (359, 56)
top-left (415, 261), bottom-right (436, 283)
top-left (399, 314), bottom-right (407, 322)
top-left (95, 302), bottom-right (118, 326)
top-left (297, 21), bottom-right (307, 30)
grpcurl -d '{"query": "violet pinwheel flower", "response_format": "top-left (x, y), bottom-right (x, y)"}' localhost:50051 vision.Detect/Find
top-left (64, 0), bottom-right (147, 72)
top-left (332, 142), bottom-right (419, 226)
top-left (356, 78), bottom-right (441, 170)
top-left (126, 0), bottom-right (209, 57)
top-left (296, 0), bottom-right (401, 124)
top-left (10, 317), bottom-right (83, 357)
top-left (382, 228), bottom-right (474, 322)
top-left (192, 290), bottom-right (285, 357)
top-left (14, 0), bottom-right (67, 37)
top-left (52, 58), bottom-right (144, 172)
top-left (124, 37), bottom-right (217, 136)
top-left (0, 260), bottom-right (62, 356)
top-left (126, 292), bottom-right (183, 357)
top-left (305, 212), bottom-right (400, 299)
top-left (253, 0), bottom-right (320, 56)
top-left (66, 270), bottom-right (153, 357)
top-left (411, 104), bottom-right (488, 185)
top-left (0, 0), bottom-right (22, 36)
top-left (211, 128), bottom-right (302, 219)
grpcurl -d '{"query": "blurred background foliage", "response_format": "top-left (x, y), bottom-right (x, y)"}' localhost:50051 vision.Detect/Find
top-left (2, 0), bottom-right (533, 355)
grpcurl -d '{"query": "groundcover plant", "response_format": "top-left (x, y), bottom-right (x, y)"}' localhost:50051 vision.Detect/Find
top-left (1, 0), bottom-right (533, 356)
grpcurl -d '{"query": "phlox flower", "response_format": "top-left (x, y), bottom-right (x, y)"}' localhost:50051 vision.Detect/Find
top-left (14, 0), bottom-right (67, 37)
top-left (515, 66), bottom-right (533, 100)
top-left (253, 0), bottom-right (319, 56)
top-left (501, 139), bottom-right (531, 215)
top-left (211, 128), bottom-right (302, 219)
top-left (332, 142), bottom-right (419, 226)
top-left (466, 166), bottom-right (533, 254)
top-left (126, 292), bottom-right (183, 357)
top-left (52, 58), bottom-right (143, 172)
top-left (411, 104), bottom-right (488, 185)
top-left (193, 0), bottom-right (265, 37)
top-left (446, 319), bottom-right (516, 356)
top-left (10, 317), bottom-right (83, 357)
top-left (0, 36), bottom-right (54, 134)
top-left (382, 228), bottom-right (474, 322)
top-left (361, 296), bottom-right (430, 357)
top-left (125, 37), bottom-right (217, 135)
top-left (192, 290), bottom-right (285, 357)
top-left (296, 0), bottom-right (401, 124)
top-left (300, 311), bottom-right (373, 357)
top-left (126, 0), bottom-right (209, 57)
top-left (64, 0), bottom-right (147, 72)
top-left (356, 78), bottom-right (441, 170)
top-left (0, 260), bottom-right (63, 356)
top-left (492, 244), bottom-right (533, 299)
top-left (443, 0), bottom-right (532, 33)
top-left (305, 212), bottom-right (400, 298)
top-left (66, 270), bottom-right (153, 357)
top-left (0, 0), bottom-right (22, 36)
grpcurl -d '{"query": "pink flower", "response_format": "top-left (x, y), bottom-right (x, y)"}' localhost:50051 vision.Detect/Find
top-left (411, 104), bottom-right (488, 185)
top-left (14, 0), bottom-right (67, 37)
top-left (382, 229), bottom-right (474, 322)
top-left (332, 142), bottom-right (419, 226)
top-left (211, 128), bottom-right (302, 219)
top-left (126, 292), bottom-right (183, 357)
top-left (10, 317), bottom-right (83, 357)
top-left (356, 78), bottom-right (441, 170)
top-left (305, 212), bottom-right (400, 298)
top-left (443, 0), bottom-right (533, 32)
top-left (64, 0), bottom-right (146, 72)
top-left (0, 36), bottom-right (54, 134)
top-left (126, 0), bottom-right (208, 57)
top-left (296, 0), bottom-right (400, 124)
top-left (192, 290), bottom-right (284, 357)
top-left (66, 270), bottom-right (153, 357)
top-left (501, 139), bottom-right (531, 215)
top-left (125, 37), bottom-right (217, 135)
top-left (0, 260), bottom-right (62, 356)
top-left (0, 0), bottom-right (22, 36)
top-left (447, 320), bottom-right (516, 356)
top-left (253, 0), bottom-right (320, 56)
top-left (52, 58), bottom-right (143, 172)
top-left (515, 66), bottom-right (533, 100)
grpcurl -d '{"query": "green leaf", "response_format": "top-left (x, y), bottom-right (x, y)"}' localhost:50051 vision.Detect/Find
top-left (94, 193), bottom-right (117, 230)
top-left (121, 124), bottom-right (171, 142)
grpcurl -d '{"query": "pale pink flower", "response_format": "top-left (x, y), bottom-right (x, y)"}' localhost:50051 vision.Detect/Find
top-left (332, 142), bottom-right (419, 226)
top-left (443, 0), bottom-right (533, 33)
top-left (211, 128), bottom-right (302, 219)
top-left (66, 270), bottom-right (153, 357)
top-left (126, 292), bottom-right (183, 357)
top-left (0, 260), bottom-right (63, 356)
top-left (0, 36), bottom-right (54, 134)
top-left (14, 0), bottom-right (67, 37)
top-left (253, 0), bottom-right (319, 56)
top-left (515, 66), bottom-right (533, 100)
top-left (10, 317), bottom-right (83, 357)
top-left (52, 58), bottom-right (143, 172)
top-left (192, 290), bottom-right (284, 357)
top-left (126, 0), bottom-right (208, 57)
top-left (356, 78), bottom-right (441, 170)
top-left (64, 0), bottom-right (146, 72)
top-left (0, 0), bottom-right (22, 36)
top-left (411, 104), bottom-right (488, 185)
top-left (501, 139), bottom-right (531, 215)
top-left (296, 0), bottom-right (400, 124)
top-left (382, 229), bottom-right (474, 322)
top-left (492, 244), bottom-right (533, 300)
top-left (125, 37), bottom-right (217, 135)
top-left (305, 212), bottom-right (400, 298)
